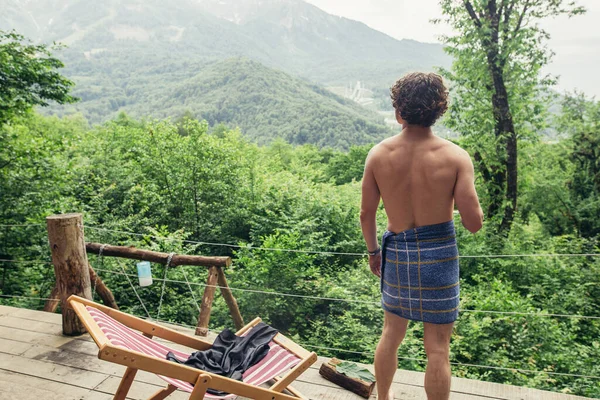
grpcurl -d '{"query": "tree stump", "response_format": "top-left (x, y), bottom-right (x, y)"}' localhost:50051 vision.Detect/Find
top-left (47, 213), bottom-right (92, 336)
top-left (318, 358), bottom-right (375, 399)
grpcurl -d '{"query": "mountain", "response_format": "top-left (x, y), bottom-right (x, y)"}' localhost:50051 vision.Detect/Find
top-left (198, 0), bottom-right (450, 87)
top-left (54, 57), bottom-right (393, 149)
top-left (1, 0), bottom-right (449, 85)
top-left (1, 0), bottom-right (449, 146)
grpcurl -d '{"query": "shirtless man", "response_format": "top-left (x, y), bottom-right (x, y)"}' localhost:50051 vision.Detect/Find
top-left (360, 72), bottom-right (483, 400)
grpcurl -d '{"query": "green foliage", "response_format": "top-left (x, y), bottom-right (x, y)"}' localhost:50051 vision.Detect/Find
top-left (521, 93), bottom-right (600, 238)
top-left (51, 58), bottom-right (392, 150)
top-left (0, 31), bottom-right (77, 125)
top-left (559, 93), bottom-right (600, 237)
top-left (437, 0), bottom-right (585, 233)
top-left (325, 145), bottom-right (373, 185)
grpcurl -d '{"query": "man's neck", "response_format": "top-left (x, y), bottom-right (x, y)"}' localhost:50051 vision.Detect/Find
top-left (400, 124), bottom-right (434, 140)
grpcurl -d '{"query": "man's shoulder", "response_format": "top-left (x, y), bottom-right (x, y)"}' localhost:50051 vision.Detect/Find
top-left (435, 137), bottom-right (470, 159)
top-left (368, 137), bottom-right (395, 157)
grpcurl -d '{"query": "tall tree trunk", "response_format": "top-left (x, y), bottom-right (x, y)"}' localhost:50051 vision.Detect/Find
top-left (483, 0), bottom-right (518, 235)
top-left (501, 130), bottom-right (518, 233)
top-left (488, 68), bottom-right (518, 234)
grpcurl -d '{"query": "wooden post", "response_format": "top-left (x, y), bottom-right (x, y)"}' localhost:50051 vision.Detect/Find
top-left (47, 213), bottom-right (92, 336)
top-left (195, 266), bottom-right (219, 336)
top-left (86, 242), bottom-right (230, 268)
top-left (44, 266), bottom-right (119, 312)
top-left (216, 267), bottom-right (244, 330)
top-left (89, 265), bottom-right (119, 310)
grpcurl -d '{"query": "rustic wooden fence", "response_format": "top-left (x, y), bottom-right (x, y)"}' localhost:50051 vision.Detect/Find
top-left (43, 213), bottom-right (244, 336)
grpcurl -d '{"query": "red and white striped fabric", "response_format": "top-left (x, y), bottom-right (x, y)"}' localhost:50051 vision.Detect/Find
top-left (87, 307), bottom-right (301, 399)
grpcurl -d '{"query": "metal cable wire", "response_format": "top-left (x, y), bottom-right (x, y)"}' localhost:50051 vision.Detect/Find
top-left (0, 258), bottom-right (51, 264)
top-left (0, 294), bottom-right (59, 302)
top-left (93, 267), bottom-right (600, 320)
top-left (2, 223), bottom-right (600, 258)
top-left (180, 265), bottom-right (201, 313)
top-left (156, 252), bottom-right (174, 320)
top-left (82, 225), bottom-right (600, 258)
top-left (0, 258), bottom-right (597, 320)
top-left (0, 223), bottom-right (44, 227)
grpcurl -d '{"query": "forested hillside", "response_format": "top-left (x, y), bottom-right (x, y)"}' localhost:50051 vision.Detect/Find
top-left (0, 0), bottom-right (448, 145)
top-left (49, 57), bottom-right (393, 148)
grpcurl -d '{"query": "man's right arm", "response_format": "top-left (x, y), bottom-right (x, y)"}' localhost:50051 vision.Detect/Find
top-left (454, 150), bottom-right (484, 233)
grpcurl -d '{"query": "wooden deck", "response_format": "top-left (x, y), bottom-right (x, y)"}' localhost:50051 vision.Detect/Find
top-left (0, 304), bottom-right (592, 400)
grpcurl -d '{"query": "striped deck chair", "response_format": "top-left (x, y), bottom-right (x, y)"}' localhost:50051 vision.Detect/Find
top-left (68, 295), bottom-right (317, 400)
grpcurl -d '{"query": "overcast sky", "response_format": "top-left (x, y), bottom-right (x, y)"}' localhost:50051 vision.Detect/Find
top-left (305, 0), bottom-right (600, 98)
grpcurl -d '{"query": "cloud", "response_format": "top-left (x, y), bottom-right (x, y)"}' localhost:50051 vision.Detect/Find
top-left (304, 0), bottom-right (600, 96)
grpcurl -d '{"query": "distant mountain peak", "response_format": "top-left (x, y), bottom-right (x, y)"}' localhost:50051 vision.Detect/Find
top-left (197, 0), bottom-right (317, 24)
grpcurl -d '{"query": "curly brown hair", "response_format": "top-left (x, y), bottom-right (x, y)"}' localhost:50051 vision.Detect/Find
top-left (390, 72), bottom-right (449, 128)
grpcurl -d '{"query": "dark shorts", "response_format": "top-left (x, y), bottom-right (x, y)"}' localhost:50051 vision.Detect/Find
top-left (380, 220), bottom-right (459, 324)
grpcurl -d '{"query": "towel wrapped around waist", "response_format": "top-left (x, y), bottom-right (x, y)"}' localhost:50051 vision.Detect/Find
top-left (380, 220), bottom-right (459, 324)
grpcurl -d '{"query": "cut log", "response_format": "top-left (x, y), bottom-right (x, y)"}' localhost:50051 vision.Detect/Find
top-left (89, 265), bottom-right (119, 310)
top-left (318, 358), bottom-right (375, 399)
top-left (46, 213), bottom-right (92, 336)
top-left (86, 242), bottom-right (230, 268)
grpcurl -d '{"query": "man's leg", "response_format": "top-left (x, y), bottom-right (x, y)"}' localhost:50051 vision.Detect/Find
top-left (375, 311), bottom-right (408, 400)
top-left (423, 322), bottom-right (454, 400)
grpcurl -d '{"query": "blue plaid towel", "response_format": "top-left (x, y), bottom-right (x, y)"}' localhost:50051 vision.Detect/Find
top-left (380, 220), bottom-right (459, 324)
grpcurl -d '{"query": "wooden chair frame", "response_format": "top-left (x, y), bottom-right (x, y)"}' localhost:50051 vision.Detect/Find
top-left (68, 295), bottom-right (317, 400)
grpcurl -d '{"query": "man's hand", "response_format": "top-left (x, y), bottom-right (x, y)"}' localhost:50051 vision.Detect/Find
top-left (369, 253), bottom-right (382, 277)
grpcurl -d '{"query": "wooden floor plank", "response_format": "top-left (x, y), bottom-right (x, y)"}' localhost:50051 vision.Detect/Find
top-left (0, 369), bottom-right (94, 400)
top-left (0, 352), bottom-right (107, 389)
top-left (0, 324), bottom-right (76, 348)
top-left (0, 314), bottom-right (64, 333)
top-left (10, 307), bottom-right (62, 324)
top-left (0, 304), bottom-right (22, 316)
top-left (0, 336), bottom-right (32, 356)
top-left (0, 306), bottom-right (595, 400)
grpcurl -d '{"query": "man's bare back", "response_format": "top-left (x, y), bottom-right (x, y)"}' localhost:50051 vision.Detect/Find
top-left (369, 131), bottom-right (461, 233)
top-left (365, 128), bottom-right (483, 235)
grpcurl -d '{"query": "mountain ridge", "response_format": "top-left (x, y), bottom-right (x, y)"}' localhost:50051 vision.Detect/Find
top-left (0, 0), bottom-right (449, 87)
top-left (51, 57), bottom-right (394, 149)
top-left (1, 0), bottom-right (449, 147)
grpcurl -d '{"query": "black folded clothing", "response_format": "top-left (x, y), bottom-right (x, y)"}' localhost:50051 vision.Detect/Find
top-left (166, 322), bottom-right (278, 395)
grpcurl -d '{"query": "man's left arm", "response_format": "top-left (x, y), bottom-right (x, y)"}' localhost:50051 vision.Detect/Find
top-left (360, 150), bottom-right (382, 276)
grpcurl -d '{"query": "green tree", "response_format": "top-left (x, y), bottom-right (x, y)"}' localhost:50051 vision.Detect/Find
top-left (438, 0), bottom-right (585, 235)
top-left (558, 93), bottom-right (600, 237)
top-left (0, 31), bottom-right (77, 126)
top-left (325, 145), bottom-right (373, 185)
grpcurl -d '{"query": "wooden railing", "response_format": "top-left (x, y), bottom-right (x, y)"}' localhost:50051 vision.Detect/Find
top-left (44, 213), bottom-right (244, 337)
